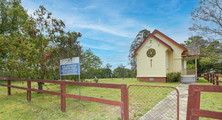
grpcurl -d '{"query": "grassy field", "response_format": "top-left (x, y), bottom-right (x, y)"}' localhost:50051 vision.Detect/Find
top-left (0, 78), bottom-right (181, 120)
top-left (195, 78), bottom-right (222, 120)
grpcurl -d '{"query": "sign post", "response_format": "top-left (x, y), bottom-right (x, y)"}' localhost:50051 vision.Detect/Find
top-left (60, 57), bottom-right (81, 95)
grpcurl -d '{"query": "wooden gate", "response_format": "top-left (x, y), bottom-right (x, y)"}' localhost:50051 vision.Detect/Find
top-left (127, 85), bottom-right (179, 120)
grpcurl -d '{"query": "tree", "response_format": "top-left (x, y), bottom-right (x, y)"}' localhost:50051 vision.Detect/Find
top-left (0, 0), bottom-right (28, 36)
top-left (104, 63), bottom-right (112, 78)
top-left (113, 64), bottom-right (125, 79)
top-left (96, 68), bottom-right (106, 78)
top-left (182, 36), bottom-right (222, 73)
top-left (190, 0), bottom-right (222, 41)
top-left (182, 36), bottom-right (206, 55)
top-left (80, 49), bottom-right (102, 80)
top-left (128, 29), bottom-right (150, 73)
top-left (0, 0), bottom-right (28, 64)
top-left (1, 5), bottom-right (82, 92)
top-left (125, 68), bottom-right (135, 78)
top-left (189, 0), bottom-right (222, 73)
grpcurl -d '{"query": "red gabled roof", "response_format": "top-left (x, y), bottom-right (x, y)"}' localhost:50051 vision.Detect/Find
top-left (152, 29), bottom-right (187, 51)
top-left (133, 33), bottom-right (173, 57)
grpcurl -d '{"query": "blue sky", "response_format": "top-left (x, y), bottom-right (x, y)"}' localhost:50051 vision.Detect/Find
top-left (21, 0), bottom-right (199, 70)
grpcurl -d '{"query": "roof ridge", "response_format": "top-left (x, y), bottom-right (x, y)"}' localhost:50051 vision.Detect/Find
top-left (152, 29), bottom-right (187, 51)
top-left (150, 34), bottom-right (173, 51)
top-left (133, 33), bottom-right (173, 57)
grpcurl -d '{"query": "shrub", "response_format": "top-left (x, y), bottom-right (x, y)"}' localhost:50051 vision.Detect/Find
top-left (166, 72), bottom-right (181, 82)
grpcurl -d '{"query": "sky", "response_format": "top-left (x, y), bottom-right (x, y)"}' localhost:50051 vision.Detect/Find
top-left (21, 0), bottom-right (199, 70)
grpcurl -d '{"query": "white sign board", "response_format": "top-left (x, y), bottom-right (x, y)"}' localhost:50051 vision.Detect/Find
top-left (60, 57), bottom-right (80, 75)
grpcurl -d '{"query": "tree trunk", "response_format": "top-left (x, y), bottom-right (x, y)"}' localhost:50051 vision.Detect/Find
top-left (37, 82), bottom-right (43, 94)
top-left (37, 76), bottom-right (43, 94)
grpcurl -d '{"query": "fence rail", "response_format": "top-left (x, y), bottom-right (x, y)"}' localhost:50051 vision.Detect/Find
top-left (3, 76), bottom-right (221, 120)
top-left (0, 77), bottom-right (128, 120)
top-left (204, 73), bottom-right (222, 85)
top-left (186, 84), bottom-right (222, 120)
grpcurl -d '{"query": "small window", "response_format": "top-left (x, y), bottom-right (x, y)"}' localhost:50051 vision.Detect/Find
top-left (150, 40), bottom-right (152, 43)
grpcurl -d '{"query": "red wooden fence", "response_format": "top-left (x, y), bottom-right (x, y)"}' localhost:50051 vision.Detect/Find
top-left (186, 84), bottom-right (222, 120)
top-left (0, 77), bottom-right (128, 120)
top-left (204, 73), bottom-right (222, 85)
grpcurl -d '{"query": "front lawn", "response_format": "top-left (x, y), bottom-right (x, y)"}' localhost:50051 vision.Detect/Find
top-left (0, 78), bottom-right (180, 120)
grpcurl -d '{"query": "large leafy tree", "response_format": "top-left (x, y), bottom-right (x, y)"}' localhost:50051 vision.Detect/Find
top-left (124, 68), bottom-right (134, 78)
top-left (1, 5), bottom-right (82, 91)
top-left (0, 0), bottom-right (28, 36)
top-left (104, 63), bottom-right (112, 78)
top-left (80, 49), bottom-right (102, 80)
top-left (190, 0), bottom-right (222, 41)
top-left (0, 0), bottom-right (28, 65)
top-left (113, 64), bottom-right (126, 79)
top-left (128, 29), bottom-right (150, 73)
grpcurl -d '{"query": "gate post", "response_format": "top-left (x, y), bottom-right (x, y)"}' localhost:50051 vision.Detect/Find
top-left (121, 84), bottom-right (128, 120)
top-left (186, 84), bottom-right (200, 120)
top-left (7, 79), bottom-right (11, 95)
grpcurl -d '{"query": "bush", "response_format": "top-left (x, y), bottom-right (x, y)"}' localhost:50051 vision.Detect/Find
top-left (166, 72), bottom-right (181, 82)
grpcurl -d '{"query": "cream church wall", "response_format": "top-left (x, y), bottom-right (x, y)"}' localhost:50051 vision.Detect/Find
top-left (166, 50), bottom-right (173, 74)
top-left (136, 36), bottom-right (168, 77)
top-left (153, 33), bottom-right (184, 72)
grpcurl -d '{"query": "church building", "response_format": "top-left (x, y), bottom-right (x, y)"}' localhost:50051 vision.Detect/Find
top-left (133, 29), bottom-right (191, 82)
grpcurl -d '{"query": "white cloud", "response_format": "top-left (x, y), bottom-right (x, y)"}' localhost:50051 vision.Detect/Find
top-left (81, 43), bottom-right (114, 51)
top-left (71, 23), bottom-right (134, 38)
top-left (72, 5), bottom-right (97, 11)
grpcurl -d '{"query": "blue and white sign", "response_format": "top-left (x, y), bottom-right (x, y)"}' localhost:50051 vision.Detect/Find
top-left (60, 57), bottom-right (80, 75)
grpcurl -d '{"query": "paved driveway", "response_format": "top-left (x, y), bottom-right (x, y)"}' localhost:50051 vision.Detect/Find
top-left (140, 84), bottom-right (190, 120)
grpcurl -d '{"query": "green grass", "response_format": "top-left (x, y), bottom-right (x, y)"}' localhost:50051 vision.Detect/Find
top-left (0, 78), bottom-right (180, 120)
top-left (195, 78), bottom-right (222, 120)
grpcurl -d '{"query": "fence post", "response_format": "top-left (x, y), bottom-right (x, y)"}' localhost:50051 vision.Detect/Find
top-left (207, 73), bottom-right (209, 81)
top-left (60, 81), bottom-right (66, 112)
top-left (208, 73), bottom-right (210, 82)
top-left (186, 84), bottom-right (200, 120)
top-left (212, 74), bottom-right (215, 85)
top-left (121, 84), bottom-right (128, 120)
top-left (27, 80), bottom-right (31, 101)
top-left (216, 75), bottom-right (219, 85)
top-left (7, 79), bottom-right (11, 95)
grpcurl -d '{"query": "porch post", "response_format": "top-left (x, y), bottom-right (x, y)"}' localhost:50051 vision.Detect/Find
top-left (182, 59), bottom-right (184, 75)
